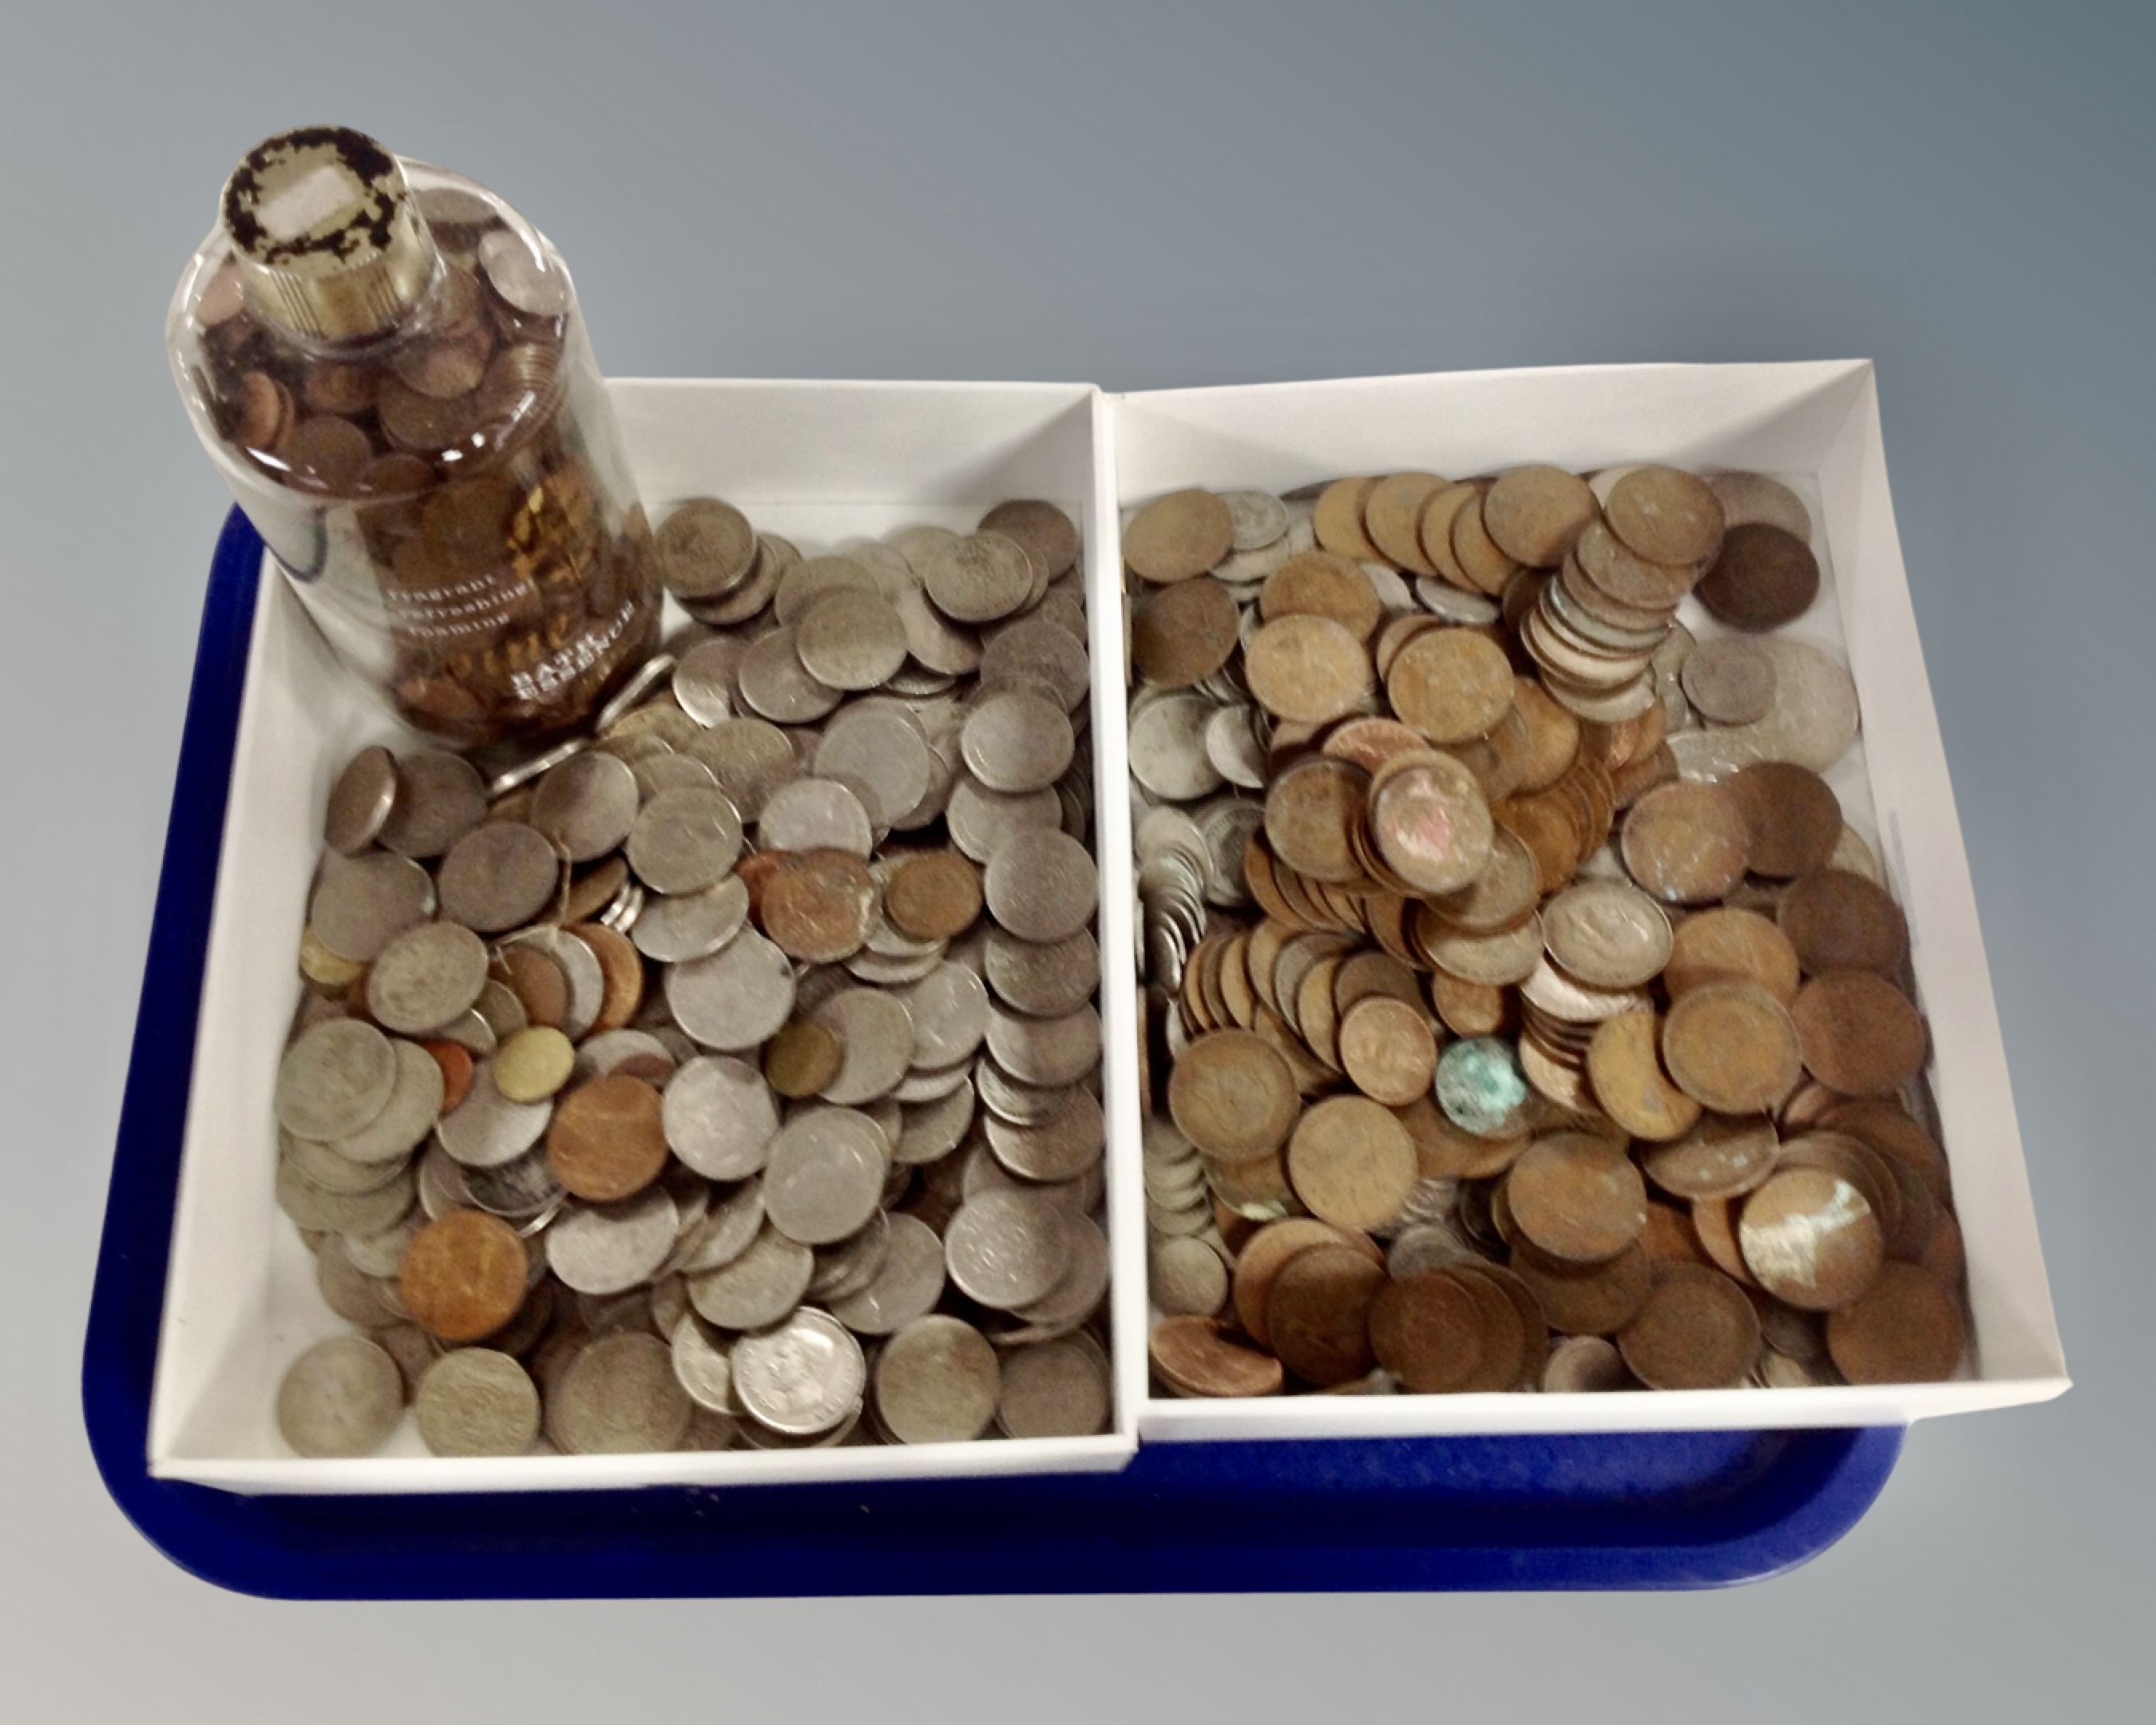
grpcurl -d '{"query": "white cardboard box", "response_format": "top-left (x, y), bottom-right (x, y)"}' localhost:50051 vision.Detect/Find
top-left (1107, 361), bottom-right (2067, 1441)
top-left (150, 378), bottom-right (1141, 1492)
top-left (149, 363), bottom-right (2067, 1493)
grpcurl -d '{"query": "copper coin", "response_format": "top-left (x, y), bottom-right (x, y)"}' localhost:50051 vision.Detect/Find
top-left (1125, 489), bottom-right (1235, 583)
top-left (1621, 779), bottom-right (1751, 904)
top-left (979, 498), bottom-right (1080, 581)
top-left (1661, 981), bottom-right (1804, 1113)
top-left (400, 1210), bottom-right (529, 1342)
top-left (1821, 1099), bottom-right (1951, 1203)
top-left (1363, 472), bottom-right (1447, 576)
top-left (1827, 1262), bottom-right (1967, 1383)
top-left (565, 921), bottom-right (643, 1034)
top-left (1168, 1029), bottom-right (1300, 1164)
top-left (1312, 476), bottom-right (1385, 563)
top-left (1696, 522), bottom-right (1819, 630)
top-left (1368, 1271), bottom-right (1486, 1391)
top-left (1264, 755), bottom-right (1370, 884)
top-left (1132, 576), bottom-right (1240, 686)
top-left (1265, 1244), bottom-right (1385, 1386)
top-left (1616, 1264), bottom-right (1759, 1389)
top-left (1641, 1112), bottom-right (1780, 1201)
top-left (1368, 752), bottom-right (1495, 895)
top-left (1149, 1316), bottom-right (1285, 1397)
top-left (1449, 491), bottom-right (1519, 595)
top-left (1571, 519), bottom-right (1693, 614)
top-left (1286, 1095), bottom-right (1418, 1231)
top-left (1586, 1009), bottom-right (1703, 1143)
top-left (1386, 627), bottom-right (1515, 745)
top-left (764, 1019), bottom-right (845, 1099)
top-left (883, 850), bottom-right (982, 942)
top-left (1729, 762), bottom-right (1841, 878)
top-left (762, 849), bottom-right (879, 962)
top-left (1416, 482), bottom-right (1481, 587)
top-left (1779, 869), bottom-right (1910, 975)
top-left (547, 1074), bottom-right (669, 1201)
top-left (1603, 466), bottom-right (1724, 567)
top-left (1791, 971), bottom-right (1928, 1096)
top-left (497, 946), bottom-right (569, 1029)
top-left (1262, 552), bottom-right (1385, 640)
top-left (1243, 614), bottom-right (1374, 724)
top-left (1504, 1132), bottom-right (1647, 1263)
top-left (1231, 1217), bottom-right (1380, 1346)
top-left (1509, 1238), bottom-right (1651, 1337)
top-left (1484, 466), bottom-right (1598, 567)
top-left (1337, 995), bottom-right (1438, 1106)
top-left (1738, 1166), bottom-right (1884, 1310)
top-left (1663, 906), bottom-right (1801, 1003)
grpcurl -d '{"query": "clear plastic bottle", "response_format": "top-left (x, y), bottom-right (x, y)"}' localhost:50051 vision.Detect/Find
top-left (168, 126), bottom-right (659, 748)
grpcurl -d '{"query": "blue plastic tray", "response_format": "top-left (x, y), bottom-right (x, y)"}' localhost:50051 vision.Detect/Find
top-left (81, 509), bottom-right (1903, 1597)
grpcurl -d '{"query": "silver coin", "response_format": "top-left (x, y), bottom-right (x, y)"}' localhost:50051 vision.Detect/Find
top-left (593, 650), bottom-right (682, 730)
top-left (632, 752), bottom-right (720, 801)
top-left (1386, 1219), bottom-right (1476, 1279)
top-left (981, 926), bottom-right (1100, 1019)
top-left (376, 749), bottom-right (486, 859)
top-left (283, 1128), bottom-right (408, 1196)
top-left (625, 787), bottom-right (743, 894)
top-left (985, 1085), bottom-right (1103, 1182)
top-left (811, 988), bottom-right (916, 1105)
top-left (666, 928), bottom-right (795, 1052)
top-left (733, 1308), bottom-right (867, 1437)
top-left (794, 589), bottom-right (910, 691)
top-left (485, 736), bottom-right (589, 799)
top-left (895, 583), bottom-right (983, 676)
top-left (309, 850), bottom-right (434, 963)
top-left (573, 1027), bottom-right (676, 1083)
top-left (417, 1139), bottom-right (474, 1219)
top-left (735, 626), bottom-right (844, 724)
top-left (758, 776), bottom-right (873, 857)
top-left (663, 1055), bottom-right (779, 1181)
top-left (1220, 489), bottom-right (1290, 551)
top-left (774, 554), bottom-right (879, 625)
top-left (1129, 692), bottom-right (1225, 802)
top-left (331, 1039), bottom-right (446, 1165)
top-left (1192, 795), bottom-right (1263, 907)
top-left (808, 1209), bottom-right (892, 1302)
top-left (341, 1206), bottom-right (429, 1279)
top-left (847, 944), bottom-right (946, 988)
top-left (665, 1176), bottom-right (766, 1277)
top-left (670, 1311), bottom-right (743, 1414)
top-left (874, 1315), bottom-right (1001, 1442)
top-left (632, 875), bottom-right (750, 962)
top-left (472, 978), bottom-right (529, 1044)
top-left (1543, 1334), bottom-right (1632, 1393)
top-left (827, 1213), bottom-right (945, 1336)
top-left (1010, 1214), bottom-right (1108, 1326)
top-left (414, 1348), bottom-right (541, 1456)
top-left (1708, 470), bottom-right (1813, 541)
top-left (996, 1335), bottom-right (1111, 1438)
top-left (922, 531), bottom-right (1034, 624)
top-left (366, 922), bottom-right (489, 1035)
top-left (315, 1235), bottom-right (401, 1325)
top-left (896, 962), bottom-right (990, 1069)
top-left (546, 1188), bottom-right (680, 1295)
top-left (438, 822), bottom-right (561, 934)
top-left (501, 926), bottom-right (606, 1041)
top-left (983, 1000), bottom-right (1100, 1088)
top-left (886, 523), bottom-right (959, 575)
top-left (553, 1332), bottom-right (693, 1454)
top-left (686, 1224), bottom-right (814, 1330)
top-left (1203, 704), bottom-right (1269, 791)
top-left (529, 751), bottom-right (640, 862)
top-left (945, 775), bottom-right (1061, 865)
top-left (277, 1018), bottom-right (398, 1141)
top-left (1667, 638), bottom-right (1860, 779)
top-left (275, 1335), bottom-right (403, 1457)
top-left (894, 1084), bottom-right (977, 1166)
top-left (814, 708), bottom-right (932, 828)
top-left (961, 688), bottom-right (1075, 795)
top-left (434, 1059), bottom-right (553, 1168)
top-left (683, 718), bottom-right (797, 821)
top-left (671, 637), bottom-right (744, 726)
top-left (323, 745), bottom-right (398, 854)
top-left (983, 828), bottom-right (1097, 946)
top-left (763, 1107), bottom-right (889, 1246)
top-left (462, 1144), bottom-right (565, 1219)
top-left (1681, 635), bottom-right (1779, 725)
top-left (977, 618), bottom-right (1090, 713)
top-left (975, 1061), bottom-right (1080, 1127)
top-left (943, 1188), bottom-right (1072, 1309)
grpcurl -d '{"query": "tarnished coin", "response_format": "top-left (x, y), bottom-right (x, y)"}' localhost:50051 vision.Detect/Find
top-left (961, 688), bottom-right (1075, 794)
top-left (276, 1335), bottom-right (403, 1457)
top-left (1586, 1009), bottom-right (1702, 1143)
top-left (632, 874), bottom-right (751, 962)
top-left (493, 1025), bottom-right (577, 1103)
top-left (763, 1107), bottom-right (888, 1245)
top-left (733, 1308), bottom-right (868, 1436)
top-left (1778, 867), bottom-right (1910, 976)
top-left (531, 751), bottom-right (640, 862)
top-left (885, 850), bottom-right (982, 942)
top-left (980, 498), bottom-right (1080, 581)
top-left (547, 1188), bottom-right (680, 1295)
top-left (1604, 466), bottom-right (1723, 567)
top-left (377, 750), bottom-right (486, 859)
top-left (1728, 762), bottom-right (1841, 879)
top-left (1125, 490), bottom-right (1236, 584)
top-left (626, 788), bottom-right (743, 894)
top-left (1664, 906), bottom-right (1801, 1004)
top-left (1133, 577), bottom-right (1240, 687)
top-left (1336, 995), bottom-right (1438, 1107)
top-left (309, 850), bottom-right (434, 962)
top-left (367, 922), bottom-right (489, 1035)
top-left (1387, 628), bottom-right (1515, 745)
top-left (874, 1315), bottom-right (1001, 1442)
top-left (1506, 1133), bottom-right (1648, 1263)
top-left (1739, 1166), bottom-right (1885, 1311)
top-left (434, 1057), bottom-right (552, 1168)
top-left (1368, 751), bottom-right (1494, 894)
top-left (759, 776), bottom-right (873, 857)
top-left (795, 589), bottom-right (910, 692)
top-left (924, 531), bottom-right (1035, 621)
top-left (1243, 614), bottom-right (1373, 724)
top-left (1484, 466), bottom-right (1597, 567)
top-left (547, 1074), bottom-right (669, 1202)
top-left (1510, 1239), bottom-right (1651, 1338)
top-left (1266, 1244), bottom-right (1385, 1387)
top-left (1641, 1112), bottom-right (1780, 1202)
top-left (323, 745), bottom-right (398, 854)
top-left (763, 850), bottom-right (878, 962)
top-left (945, 1188), bottom-right (1072, 1309)
top-left (438, 821), bottom-right (561, 932)
top-left (1827, 1262), bottom-right (1966, 1383)
top-left (1149, 1316), bottom-right (1285, 1397)
top-left (1791, 971), bottom-right (1928, 1096)
top-left (1367, 1271), bottom-right (1485, 1393)
top-left (656, 498), bottom-right (759, 599)
top-left (1680, 636), bottom-right (1777, 724)
top-left (277, 1018), bottom-right (397, 1141)
top-left (984, 827), bottom-right (1096, 943)
top-left (667, 928), bottom-right (796, 1051)
top-left (829, 1213), bottom-right (947, 1335)
top-left (1622, 779), bottom-right (1751, 904)
top-left (1286, 1096), bottom-right (1417, 1231)
top-left (997, 1336), bottom-right (1111, 1438)
top-left (555, 1332), bottom-right (693, 1454)
top-left (688, 1224), bottom-right (814, 1330)
top-left (1698, 522), bottom-right (1819, 630)
top-left (1541, 879), bottom-right (1672, 989)
top-left (685, 718), bottom-right (797, 822)
top-left (1434, 1037), bottom-right (1534, 1139)
top-left (1168, 1029), bottom-right (1298, 1163)
top-left (1617, 1264), bottom-right (1759, 1389)
top-left (413, 1348), bottom-right (541, 1456)
top-left (1661, 981), bottom-right (1804, 1114)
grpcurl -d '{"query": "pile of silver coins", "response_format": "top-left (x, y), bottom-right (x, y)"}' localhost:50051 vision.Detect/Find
top-left (271, 497), bottom-right (1111, 1458)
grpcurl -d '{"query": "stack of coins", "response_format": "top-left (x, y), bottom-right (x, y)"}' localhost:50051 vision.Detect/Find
top-left (271, 496), bottom-right (1113, 1459)
top-left (1125, 467), bottom-right (1968, 1398)
top-left (186, 192), bottom-right (659, 747)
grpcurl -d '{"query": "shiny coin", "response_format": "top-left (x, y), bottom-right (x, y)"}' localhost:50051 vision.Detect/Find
top-left (400, 1210), bottom-right (529, 1342)
top-left (275, 1335), bottom-right (403, 1457)
top-left (434, 1058), bottom-right (552, 1168)
top-left (734, 1309), bottom-right (867, 1436)
top-left (759, 776), bottom-right (872, 857)
top-left (666, 929), bottom-right (796, 1051)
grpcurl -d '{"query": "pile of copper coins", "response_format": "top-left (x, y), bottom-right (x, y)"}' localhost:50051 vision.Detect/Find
top-left (186, 188), bottom-right (656, 746)
top-left (1127, 466), bottom-right (1968, 1398)
top-left (269, 498), bottom-right (1112, 1459)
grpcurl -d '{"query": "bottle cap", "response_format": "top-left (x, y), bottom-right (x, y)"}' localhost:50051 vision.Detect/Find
top-left (220, 126), bottom-right (435, 342)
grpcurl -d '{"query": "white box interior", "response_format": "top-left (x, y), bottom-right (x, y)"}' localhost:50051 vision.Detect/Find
top-left (1105, 362), bottom-right (2069, 1441)
top-left (149, 378), bottom-right (1141, 1492)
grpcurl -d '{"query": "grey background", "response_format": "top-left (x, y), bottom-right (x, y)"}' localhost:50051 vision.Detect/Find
top-left (2, 1), bottom-right (2146, 1718)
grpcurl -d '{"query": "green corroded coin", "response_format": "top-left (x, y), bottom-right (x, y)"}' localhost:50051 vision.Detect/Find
top-left (1434, 1037), bottom-right (1532, 1138)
